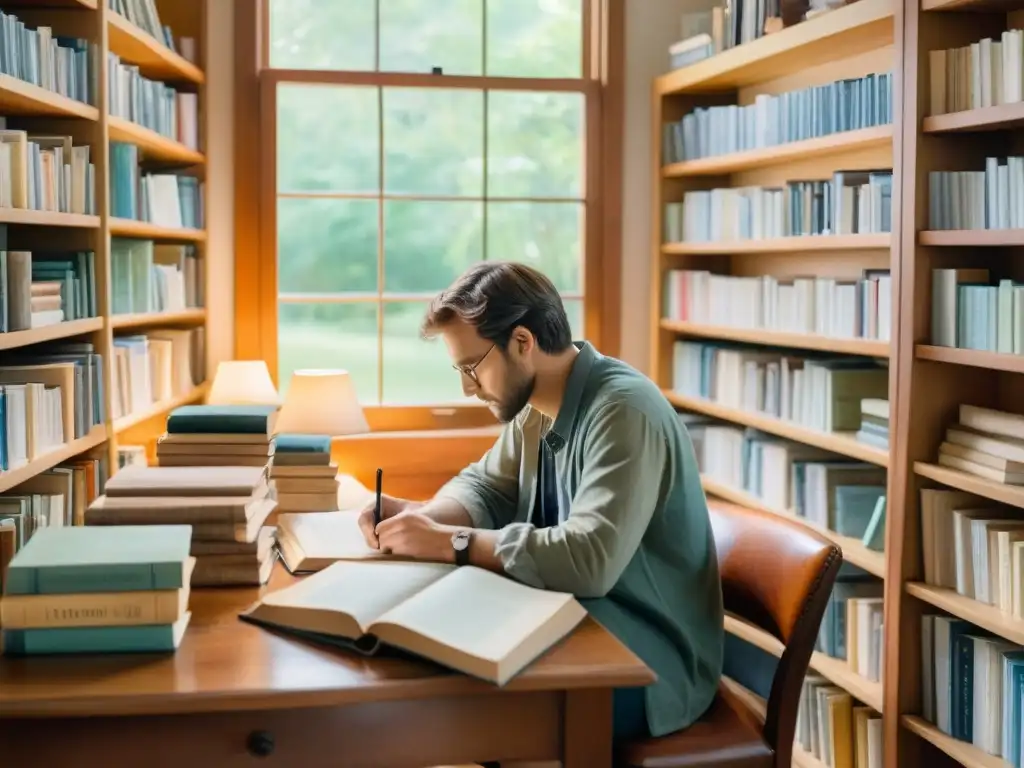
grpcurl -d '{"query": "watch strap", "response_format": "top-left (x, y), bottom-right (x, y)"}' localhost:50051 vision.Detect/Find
top-left (454, 532), bottom-right (471, 566)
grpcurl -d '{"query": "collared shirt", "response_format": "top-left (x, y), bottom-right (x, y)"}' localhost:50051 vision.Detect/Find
top-left (435, 341), bottom-right (724, 737)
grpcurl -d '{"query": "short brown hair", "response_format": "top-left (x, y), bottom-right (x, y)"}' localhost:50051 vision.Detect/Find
top-left (421, 262), bottom-right (573, 354)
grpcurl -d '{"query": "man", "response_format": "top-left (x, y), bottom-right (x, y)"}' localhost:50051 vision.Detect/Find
top-left (357, 261), bottom-right (723, 742)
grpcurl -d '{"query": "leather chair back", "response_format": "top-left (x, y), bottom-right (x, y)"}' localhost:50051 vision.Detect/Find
top-left (708, 500), bottom-right (842, 767)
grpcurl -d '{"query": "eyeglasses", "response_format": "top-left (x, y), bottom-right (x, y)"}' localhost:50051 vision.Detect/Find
top-left (453, 344), bottom-right (495, 385)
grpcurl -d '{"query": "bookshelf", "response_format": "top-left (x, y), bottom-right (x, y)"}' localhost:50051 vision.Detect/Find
top-left (653, 1), bottom-right (898, 766)
top-left (0, 2), bottom-right (209, 515)
top-left (891, 0), bottom-right (1024, 765)
top-left (659, 0), bottom-right (1024, 764)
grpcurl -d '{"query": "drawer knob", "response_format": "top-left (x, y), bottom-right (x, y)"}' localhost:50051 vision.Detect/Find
top-left (247, 730), bottom-right (275, 757)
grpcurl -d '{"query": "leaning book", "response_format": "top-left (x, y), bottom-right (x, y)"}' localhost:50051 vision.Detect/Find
top-left (239, 561), bottom-right (587, 686)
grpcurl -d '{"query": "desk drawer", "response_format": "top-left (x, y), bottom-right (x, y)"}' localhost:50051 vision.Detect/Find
top-left (0, 691), bottom-right (562, 767)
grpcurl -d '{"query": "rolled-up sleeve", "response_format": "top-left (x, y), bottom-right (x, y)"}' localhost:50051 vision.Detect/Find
top-left (494, 403), bottom-right (666, 598)
top-left (433, 419), bottom-right (522, 530)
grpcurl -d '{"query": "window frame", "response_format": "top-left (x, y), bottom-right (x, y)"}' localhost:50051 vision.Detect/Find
top-left (234, 0), bottom-right (623, 432)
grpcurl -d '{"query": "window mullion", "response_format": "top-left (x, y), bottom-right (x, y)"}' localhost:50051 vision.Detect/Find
top-left (376, 83), bottom-right (385, 407)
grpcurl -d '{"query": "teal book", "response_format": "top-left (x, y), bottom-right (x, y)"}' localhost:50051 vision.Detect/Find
top-left (273, 434), bottom-right (331, 453)
top-left (2, 612), bottom-right (191, 655)
top-left (167, 404), bottom-right (277, 435)
top-left (4, 525), bottom-right (192, 595)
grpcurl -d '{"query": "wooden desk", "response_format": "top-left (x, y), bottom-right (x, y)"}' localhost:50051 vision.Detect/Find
top-left (0, 565), bottom-right (653, 767)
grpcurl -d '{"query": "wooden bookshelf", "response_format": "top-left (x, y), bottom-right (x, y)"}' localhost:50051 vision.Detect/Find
top-left (109, 218), bottom-right (207, 241)
top-left (655, 0), bottom-right (893, 93)
top-left (109, 308), bottom-right (207, 330)
top-left (0, 428), bottom-right (108, 494)
top-left (653, 3), bottom-right (899, 764)
top-left (0, 72), bottom-right (100, 119)
top-left (662, 319), bottom-right (891, 357)
top-left (661, 125), bottom-right (894, 176)
top-left (902, 716), bottom-right (1010, 768)
top-left (664, 393), bottom-right (890, 466)
top-left (107, 115), bottom-right (205, 165)
top-left (661, 233), bottom-right (890, 254)
top-left (723, 614), bottom-right (885, 712)
top-left (0, 3), bottom-right (210, 516)
top-left (701, 476), bottom-right (887, 577)
top-left (113, 383), bottom-right (209, 435)
top-left (886, 0), bottom-right (1024, 764)
top-left (659, 0), bottom-right (1024, 753)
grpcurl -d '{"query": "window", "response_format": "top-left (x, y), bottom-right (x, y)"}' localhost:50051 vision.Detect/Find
top-left (252, 0), bottom-right (615, 426)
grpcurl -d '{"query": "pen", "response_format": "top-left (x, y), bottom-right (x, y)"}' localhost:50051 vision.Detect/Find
top-left (374, 467), bottom-right (383, 528)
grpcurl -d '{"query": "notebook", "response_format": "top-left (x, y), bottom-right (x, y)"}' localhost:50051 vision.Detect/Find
top-left (275, 511), bottom-right (390, 572)
top-left (239, 560), bottom-right (587, 686)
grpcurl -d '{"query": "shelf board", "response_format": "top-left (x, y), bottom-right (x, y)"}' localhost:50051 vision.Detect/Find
top-left (906, 582), bottom-right (1024, 645)
top-left (722, 675), bottom-right (767, 719)
top-left (110, 218), bottom-right (206, 242)
top-left (0, 428), bottom-right (108, 494)
top-left (662, 126), bottom-right (893, 177)
top-left (903, 715), bottom-right (1009, 768)
top-left (793, 745), bottom-right (829, 768)
top-left (724, 614), bottom-right (884, 711)
top-left (114, 384), bottom-right (208, 434)
top-left (0, 208), bottom-right (99, 228)
top-left (110, 309), bottom-right (207, 330)
top-left (914, 461), bottom-right (1024, 509)
top-left (922, 0), bottom-right (1021, 11)
top-left (0, 317), bottom-right (104, 352)
top-left (0, 72), bottom-right (98, 120)
top-left (107, 13), bottom-right (204, 84)
top-left (924, 102), bottom-right (1024, 133)
top-left (701, 476), bottom-right (887, 577)
top-left (663, 320), bottom-right (890, 357)
top-left (662, 234), bottom-right (890, 255)
top-left (810, 651), bottom-right (885, 713)
top-left (919, 229), bottom-right (1024, 246)
top-left (916, 345), bottom-right (1024, 373)
top-left (666, 391), bottom-right (890, 466)
top-left (656, 0), bottom-right (893, 94)
top-left (108, 116), bottom-right (205, 165)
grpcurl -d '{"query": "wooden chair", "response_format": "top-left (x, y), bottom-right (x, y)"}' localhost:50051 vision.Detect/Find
top-left (617, 500), bottom-right (843, 768)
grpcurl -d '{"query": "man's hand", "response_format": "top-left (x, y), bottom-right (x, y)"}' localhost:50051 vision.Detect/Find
top-left (356, 494), bottom-right (422, 548)
top-left (375, 513), bottom-right (457, 563)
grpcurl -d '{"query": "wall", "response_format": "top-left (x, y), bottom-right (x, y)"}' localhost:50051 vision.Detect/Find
top-left (618, 0), bottom-right (701, 374)
top-left (204, 1), bottom-right (235, 370)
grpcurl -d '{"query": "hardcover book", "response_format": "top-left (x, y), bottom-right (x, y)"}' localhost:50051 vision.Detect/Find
top-left (239, 560), bottom-right (587, 686)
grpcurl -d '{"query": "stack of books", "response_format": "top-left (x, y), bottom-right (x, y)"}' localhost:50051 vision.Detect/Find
top-left (84, 465), bottom-right (277, 587)
top-left (937, 403), bottom-right (1024, 484)
top-left (856, 398), bottom-right (889, 449)
top-left (270, 435), bottom-right (339, 514)
top-left (155, 404), bottom-right (277, 468)
top-left (0, 526), bottom-right (193, 655)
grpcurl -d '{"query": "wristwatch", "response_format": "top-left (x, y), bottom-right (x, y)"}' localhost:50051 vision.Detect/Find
top-left (451, 530), bottom-right (472, 566)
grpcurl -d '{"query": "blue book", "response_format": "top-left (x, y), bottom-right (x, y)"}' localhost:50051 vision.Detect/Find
top-left (2, 612), bottom-right (190, 655)
top-left (4, 525), bottom-right (192, 595)
top-left (273, 434), bottom-right (331, 454)
top-left (167, 404), bottom-right (277, 435)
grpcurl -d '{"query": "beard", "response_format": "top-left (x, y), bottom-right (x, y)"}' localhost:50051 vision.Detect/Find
top-left (492, 368), bottom-right (535, 423)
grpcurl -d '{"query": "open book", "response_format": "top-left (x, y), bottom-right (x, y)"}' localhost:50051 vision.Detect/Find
top-left (275, 511), bottom-right (388, 572)
top-left (239, 561), bottom-right (587, 686)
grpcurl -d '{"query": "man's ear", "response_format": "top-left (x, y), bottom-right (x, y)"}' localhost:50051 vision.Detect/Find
top-left (510, 326), bottom-right (534, 355)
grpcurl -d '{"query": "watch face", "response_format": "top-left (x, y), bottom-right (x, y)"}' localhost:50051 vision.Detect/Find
top-left (452, 531), bottom-right (470, 550)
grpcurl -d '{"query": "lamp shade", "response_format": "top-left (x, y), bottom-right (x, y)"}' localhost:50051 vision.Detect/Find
top-left (273, 369), bottom-right (369, 436)
top-left (207, 360), bottom-right (281, 406)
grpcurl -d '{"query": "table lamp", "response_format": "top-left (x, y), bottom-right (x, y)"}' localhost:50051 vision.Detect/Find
top-left (207, 360), bottom-right (280, 406)
top-left (272, 369), bottom-right (369, 436)
top-left (269, 369), bottom-right (369, 515)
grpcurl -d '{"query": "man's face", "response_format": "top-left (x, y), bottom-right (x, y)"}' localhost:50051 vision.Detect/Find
top-left (440, 319), bottom-right (535, 423)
